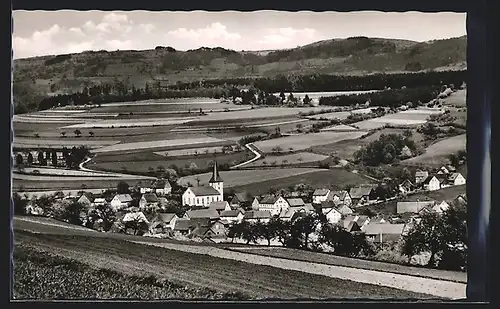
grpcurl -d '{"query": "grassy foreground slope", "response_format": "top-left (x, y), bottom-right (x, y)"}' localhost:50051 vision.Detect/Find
top-left (13, 230), bottom-right (434, 300)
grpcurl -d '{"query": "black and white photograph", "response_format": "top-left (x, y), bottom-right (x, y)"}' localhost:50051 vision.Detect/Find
top-left (11, 10), bottom-right (468, 301)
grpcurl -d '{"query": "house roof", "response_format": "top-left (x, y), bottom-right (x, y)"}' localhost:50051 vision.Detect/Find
top-left (220, 209), bottom-right (244, 217)
top-left (189, 217), bottom-right (212, 227)
top-left (185, 209), bottom-right (220, 220)
top-left (232, 192), bottom-right (251, 203)
top-left (153, 179), bottom-right (171, 189)
top-left (337, 204), bottom-right (353, 215)
top-left (174, 218), bottom-right (193, 231)
top-left (279, 208), bottom-right (296, 219)
top-left (142, 193), bottom-right (158, 203)
top-left (364, 223), bottom-right (405, 236)
top-left (209, 161), bottom-right (223, 183)
top-left (349, 186), bottom-right (375, 199)
top-left (286, 198), bottom-right (305, 207)
top-left (191, 226), bottom-right (212, 238)
top-left (448, 172), bottom-right (463, 181)
top-left (156, 213), bottom-right (177, 223)
top-left (422, 175), bottom-right (439, 185)
top-left (313, 188), bottom-right (330, 196)
top-left (340, 219), bottom-right (359, 232)
top-left (415, 170), bottom-right (429, 177)
top-left (208, 201), bottom-right (229, 210)
top-left (244, 210), bottom-right (272, 219)
top-left (114, 194), bottom-right (133, 202)
top-left (290, 203), bottom-right (314, 212)
top-left (331, 190), bottom-right (349, 200)
top-left (356, 215), bottom-right (370, 226)
top-left (189, 186), bottom-right (221, 196)
top-left (260, 195), bottom-right (280, 204)
top-left (122, 212), bottom-right (149, 224)
top-left (78, 193), bottom-right (94, 202)
top-left (320, 200), bottom-right (337, 209)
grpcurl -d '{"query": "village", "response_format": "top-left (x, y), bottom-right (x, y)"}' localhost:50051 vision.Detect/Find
top-left (19, 159), bottom-right (466, 249)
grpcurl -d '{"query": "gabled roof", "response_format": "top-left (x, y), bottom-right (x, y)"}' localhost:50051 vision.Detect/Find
top-left (422, 175), bottom-right (439, 185)
top-left (232, 192), bottom-right (251, 203)
top-left (313, 188), bottom-right (330, 196)
top-left (448, 172), bottom-right (463, 181)
top-left (220, 209), bottom-right (244, 217)
top-left (244, 210), bottom-right (272, 219)
top-left (260, 195), bottom-right (280, 204)
top-left (415, 170), bottom-right (429, 177)
top-left (279, 208), bottom-right (296, 219)
top-left (286, 198), bottom-right (305, 207)
top-left (364, 223), bottom-right (405, 236)
top-left (185, 209), bottom-right (220, 220)
top-left (320, 200), bottom-right (337, 209)
top-left (189, 217), bottom-right (212, 227)
top-left (290, 203), bottom-right (315, 212)
top-left (340, 219), bottom-right (360, 232)
top-left (349, 186), bottom-right (375, 199)
top-left (122, 212), bottom-right (149, 224)
top-left (356, 215), bottom-right (370, 227)
top-left (78, 193), bottom-right (94, 203)
top-left (153, 179), bottom-right (171, 189)
top-left (331, 190), bottom-right (349, 200)
top-left (114, 194), bottom-right (133, 202)
top-left (337, 204), bottom-right (353, 215)
top-left (142, 193), bottom-right (158, 203)
top-left (156, 213), bottom-right (177, 223)
top-left (174, 218), bottom-right (193, 231)
top-left (208, 201), bottom-right (229, 210)
top-left (189, 186), bottom-right (221, 196)
top-left (190, 226), bottom-right (212, 238)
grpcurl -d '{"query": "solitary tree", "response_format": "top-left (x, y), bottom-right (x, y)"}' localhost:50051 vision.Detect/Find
top-left (195, 176), bottom-right (201, 187)
top-left (117, 181), bottom-right (130, 194)
top-left (34, 133), bottom-right (40, 138)
top-left (89, 131), bottom-right (95, 138)
top-left (296, 123), bottom-right (303, 132)
top-left (15, 153), bottom-right (23, 166)
top-left (74, 129), bottom-right (82, 138)
top-left (60, 131), bottom-right (66, 138)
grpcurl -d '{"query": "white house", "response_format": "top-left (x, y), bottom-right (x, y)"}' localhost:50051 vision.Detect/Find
top-left (278, 208), bottom-right (296, 222)
top-left (312, 188), bottom-right (332, 205)
top-left (253, 195), bottom-right (290, 217)
top-left (139, 193), bottom-right (159, 210)
top-left (219, 209), bottom-right (245, 224)
top-left (243, 210), bottom-right (272, 223)
top-left (93, 198), bottom-right (107, 207)
top-left (110, 194), bottom-right (133, 211)
top-left (208, 201), bottom-right (231, 213)
top-left (415, 170), bottom-right (429, 184)
top-left (149, 213), bottom-right (178, 234)
top-left (141, 179), bottom-right (172, 195)
top-left (77, 193), bottom-right (93, 207)
top-left (330, 190), bottom-right (352, 206)
top-left (323, 207), bottom-right (342, 225)
top-left (422, 175), bottom-right (441, 191)
top-left (448, 173), bottom-right (466, 186)
top-left (122, 211), bottom-right (149, 224)
top-left (182, 162), bottom-right (224, 207)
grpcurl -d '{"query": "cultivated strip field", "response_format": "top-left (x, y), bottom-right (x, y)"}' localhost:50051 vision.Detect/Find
top-left (19, 167), bottom-right (123, 177)
top-left (306, 111), bottom-right (352, 120)
top-left (403, 134), bottom-right (466, 166)
top-left (92, 137), bottom-right (228, 153)
top-left (254, 131), bottom-right (367, 153)
top-left (13, 137), bottom-right (121, 149)
top-left (155, 147), bottom-right (223, 157)
top-left (352, 109), bottom-right (443, 130)
top-left (320, 124), bottom-right (361, 132)
top-left (245, 152), bottom-right (329, 167)
top-left (178, 168), bottom-right (323, 188)
top-left (441, 89), bottom-right (466, 107)
top-left (62, 117), bottom-right (197, 129)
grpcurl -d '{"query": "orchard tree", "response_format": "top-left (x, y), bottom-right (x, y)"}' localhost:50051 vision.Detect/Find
top-left (74, 129), bottom-right (82, 138)
top-left (117, 181), bottom-right (130, 194)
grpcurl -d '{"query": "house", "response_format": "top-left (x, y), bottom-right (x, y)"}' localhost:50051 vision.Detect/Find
top-left (191, 220), bottom-right (227, 239)
top-left (93, 198), bottom-right (106, 206)
top-left (455, 194), bottom-right (467, 205)
top-left (122, 211), bottom-right (149, 225)
top-left (140, 180), bottom-right (155, 194)
top-left (415, 170), bottom-right (429, 184)
top-left (253, 195), bottom-right (289, 216)
top-left (448, 173), bottom-right (466, 186)
top-left (312, 189), bottom-right (333, 204)
top-left (184, 209), bottom-right (220, 221)
top-left (243, 210), bottom-right (272, 223)
top-left (419, 201), bottom-right (450, 215)
top-left (337, 204), bottom-right (354, 216)
top-left (149, 213), bottom-right (178, 234)
top-left (338, 219), bottom-right (361, 233)
top-left (320, 201), bottom-right (342, 224)
top-left (349, 186), bottom-right (377, 205)
top-left (436, 173), bottom-right (451, 188)
top-left (279, 208), bottom-right (296, 222)
top-left (286, 198), bottom-right (306, 208)
top-left (173, 218), bottom-right (195, 235)
top-left (330, 190), bottom-right (352, 206)
top-left (219, 209), bottom-right (245, 224)
top-left (139, 193), bottom-right (159, 210)
top-left (343, 214), bottom-right (371, 230)
top-left (364, 223), bottom-right (406, 243)
top-left (437, 165), bottom-right (456, 175)
top-left (398, 179), bottom-right (415, 194)
top-left (422, 175), bottom-right (441, 191)
top-left (397, 200), bottom-right (436, 214)
top-left (182, 162), bottom-right (224, 207)
top-left (208, 201), bottom-right (231, 213)
top-left (77, 193), bottom-right (93, 206)
top-left (290, 203), bottom-right (315, 213)
top-left (141, 179), bottom-right (172, 195)
top-left (110, 194), bottom-right (133, 211)
top-left (230, 192), bottom-right (252, 209)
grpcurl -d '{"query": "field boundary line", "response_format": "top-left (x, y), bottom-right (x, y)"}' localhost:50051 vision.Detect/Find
top-left (231, 143), bottom-right (262, 169)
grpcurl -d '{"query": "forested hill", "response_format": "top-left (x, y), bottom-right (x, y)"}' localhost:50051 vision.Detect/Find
top-left (13, 35), bottom-right (466, 112)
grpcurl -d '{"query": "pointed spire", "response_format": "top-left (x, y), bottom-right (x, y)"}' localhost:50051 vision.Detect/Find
top-left (209, 161), bottom-right (223, 183)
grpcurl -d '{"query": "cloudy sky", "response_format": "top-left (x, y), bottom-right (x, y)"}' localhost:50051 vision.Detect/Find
top-left (12, 10), bottom-right (466, 59)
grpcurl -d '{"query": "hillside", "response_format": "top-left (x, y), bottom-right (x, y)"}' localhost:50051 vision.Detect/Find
top-left (13, 36), bottom-right (466, 110)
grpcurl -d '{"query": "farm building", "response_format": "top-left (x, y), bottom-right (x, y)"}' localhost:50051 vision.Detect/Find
top-left (244, 210), bottom-right (272, 223)
top-left (398, 179), bottom-right (415, 194)
top-left (338, 219), bottom-right (362, 233)
top-left (419, 200), bottom-right (450, 215)
top-left (437, 165), bottom-right (457, 175)
top-left (397, 200), bottom-right (436, 214)
top-left (252, 195), bottom-right (290, 216)
top-left (349, 185), bottom-right (377, 205)
top-left (182, 162), bottom-right (224, 207)
top-left (320, 201), bottom-right (342, 224)
top-left (312, 188), bottom-right (333, 205)
top-left (139, 193), bottom-right (159, 210)
top-left (110, 194), bottom-right (133, 211)
top-left (364, 223), bottom-right (406, 243)
top-left (149, 213), bottom-right (178, 234)
top-left (208, 200), bottom-right (231, 213)
top-left (344, 214), bottom-right (371, 231)
top-left (330, 190), bottom-right (352, 206)
top-left (191, 220), bottom-right (228, 240)
top-left (337, 204), bottom-right (354, 216)
top-left (173, 218), bottom-right (195, 236)
top-left (279, 208), bottom-right (296, 221)
top-left (219, 209), bottom-right (245, 224)
top-left (230, 192), bottom-right (252, 209)
top-left (448, 173), bottom-right (466, 186)
top-left (414, 170), bottom-right (429, 184)
top-left (184, 209), bottom-right (220, 221)
top-left (286, 198), bottom-right (306, 208)
top-left (77, 193), bottom-right (93, 207)
top-left (422, 176), bottom-right (441, 191)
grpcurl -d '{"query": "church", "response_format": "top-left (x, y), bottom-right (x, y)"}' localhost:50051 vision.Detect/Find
top-left (182, 161), bottom-right (224, 207)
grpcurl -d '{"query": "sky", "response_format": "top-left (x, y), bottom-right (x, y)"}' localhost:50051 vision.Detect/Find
top-left (12, 10), bottom-right (466, 59)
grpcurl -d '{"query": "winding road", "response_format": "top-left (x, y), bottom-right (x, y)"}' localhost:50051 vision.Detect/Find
top-left (231, 143), bottom-right (262, 169)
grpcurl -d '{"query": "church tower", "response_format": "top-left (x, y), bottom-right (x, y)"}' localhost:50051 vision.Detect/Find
top-left (209, 161), bottom-right (224, 201)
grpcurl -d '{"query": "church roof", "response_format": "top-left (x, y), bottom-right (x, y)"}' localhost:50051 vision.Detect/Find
top-left (189, 186), bottom-right (221, 196)
top-left (209, 161), bottom-right (223, 183)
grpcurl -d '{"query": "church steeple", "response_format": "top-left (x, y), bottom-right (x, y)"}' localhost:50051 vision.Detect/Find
top-left (209, 161), bottom-right (223, 183)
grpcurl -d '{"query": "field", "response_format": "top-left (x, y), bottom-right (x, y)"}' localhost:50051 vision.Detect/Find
top-left (245, 152), bottom-right (329, 167)
top-left (19, 167), bottom-right (124, 177)
top-left (13, 137), bottom-right (120, 149)
top-left (178, 168), bottom-right (324, 188)
top-left (228, 168), bottom-right (374, 196)
top-left (13, 230), bottom-right (434, 300)
top-left (230, 247), bottom-right (466, 283)
top-left (254, 131), bottom-right (367, 153)
top-left (62, 117), bottom-right (196, 129)
top-left (403, 134), bottom-right (466, 166)
top-left (12, 176), bottom-right (151, 191)
top-left (441, 89), bottom-right (466, 107)
top-left (352, 109), bottom-right (443, 130)
top-left (90, 100), bottom-right (252, 113)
